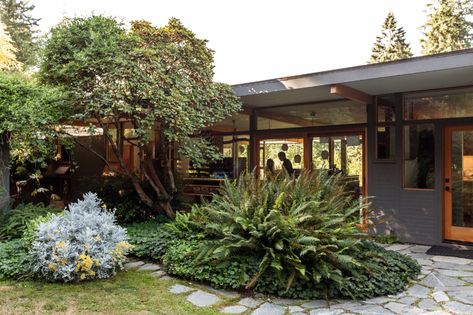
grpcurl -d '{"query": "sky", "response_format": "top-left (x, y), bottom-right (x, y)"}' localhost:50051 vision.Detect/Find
top-left (31, 0), bottom-right (430, 84)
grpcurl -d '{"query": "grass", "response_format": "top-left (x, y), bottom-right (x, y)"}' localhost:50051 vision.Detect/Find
top-left (0, 271), bottom-right (230, 315)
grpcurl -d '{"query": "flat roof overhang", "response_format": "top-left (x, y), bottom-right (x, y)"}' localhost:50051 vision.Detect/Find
top-left (232, 49), bottom-right (473, 108)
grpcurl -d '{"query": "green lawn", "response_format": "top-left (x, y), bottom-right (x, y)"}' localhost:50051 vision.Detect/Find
top-left (0, 271), bottom-right (230, 315)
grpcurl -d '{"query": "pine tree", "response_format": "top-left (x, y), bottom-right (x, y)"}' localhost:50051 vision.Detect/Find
top-left (369, 12), bottom-right (413, 63)
top-left (0, 21), bottom-right (21, 70)
top-left (0, 0), bottom-right (39, 67)
top-left (420, 0), bottom-right (472, 55)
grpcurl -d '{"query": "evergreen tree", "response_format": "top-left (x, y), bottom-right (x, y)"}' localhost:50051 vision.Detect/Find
top-left (420, 0), bottom-right (472, 55)
top-left (0, 21), bottom-right (21, 70)
top-left (369, 12), bottom-right (413, 63)
top-left (0, 0), bottom-right (39, 67)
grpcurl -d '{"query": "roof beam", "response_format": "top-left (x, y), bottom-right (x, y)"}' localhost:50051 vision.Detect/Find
top-left (330, 84), bottom-right (373, 104)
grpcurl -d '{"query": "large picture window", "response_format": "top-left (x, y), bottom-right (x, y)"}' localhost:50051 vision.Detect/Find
top-left (404, 89), bottom-right (473, 120)
top-left (403, 124), bottom-right (435, 189)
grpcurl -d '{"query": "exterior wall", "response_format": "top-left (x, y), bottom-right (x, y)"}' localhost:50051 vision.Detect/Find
top-left (367, 94), bottom-right (473, 245)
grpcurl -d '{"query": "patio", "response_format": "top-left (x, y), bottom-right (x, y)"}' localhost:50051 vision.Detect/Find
top-left (125, 244), bottom-right (473, 315)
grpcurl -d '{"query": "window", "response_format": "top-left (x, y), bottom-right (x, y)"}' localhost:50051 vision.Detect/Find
top-left (377, 126), bottom-right (395, 160)
top-left (376, 96), bottom-right (396, 161)
top-left (403, 124), bottom-right (435, 189)
top-left (256, 100), bottom-right (367, 130)
top-left (404, 88), bottom-right (473, 120)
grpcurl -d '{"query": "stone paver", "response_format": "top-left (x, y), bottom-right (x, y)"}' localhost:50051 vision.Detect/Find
top-left (151, 270), bottom-right (167, 278)
top-left (238, 297), bottom-right (264, 308)
top-left (251, 302), bottom-right (285, 315)
top-left (221, 305), bottom-right (248, 314)
top-left (301, 299), bottom-right (329, 308)
top-left (288, 305), bottom-right (304, 313)
top-left (444, 300), bottom-right (473, 314)
top-left (169, 284), bottom-right (194, 294)
top-left (186, 290), bottom-right (220, 307)
top-left (309, 308), bottom-right (345, 315)
top-left (432, 291), bottom-right (449, 303)
top-left (138, 263), bottom-right (161, 271)
top-left (123, 261), bottom-right (144, 270)
top-left (159, 243), bottom-right (473, 314)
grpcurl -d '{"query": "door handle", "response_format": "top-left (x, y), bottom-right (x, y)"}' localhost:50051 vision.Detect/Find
top-left (445, 186), bottom-right (451, 192)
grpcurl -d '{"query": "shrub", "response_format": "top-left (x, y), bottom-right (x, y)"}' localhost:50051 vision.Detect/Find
top-left (126, 218), bottom-right (173, 259)
top-left (22, 212), bottom-right (59, 249)
top-left (86, 176), bottom-right (157, 224)
top-left (0, 203), bottom-right (61, 240)
top-left (30, 192), bottom-right (131, 282)
top-left (0, 239), bottom-right (32, 280)
top-left (163, 239), bottom-right (420, 300)
top-left (167, 171), bottom-right (420, 299)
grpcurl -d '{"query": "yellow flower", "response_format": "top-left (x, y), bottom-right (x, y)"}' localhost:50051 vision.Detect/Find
top-left (94, 235), bottom-right (101, 242)
top-left (56, 241), bottom-right (66, 249)
top-left (80, 273), bottom-right (86, 280)
top-left (75, 254), bottom-right (94, 272)
top-left (48, 263), bottom-right (58, 271)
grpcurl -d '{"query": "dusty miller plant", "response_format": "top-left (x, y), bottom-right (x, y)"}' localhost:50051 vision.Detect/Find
top-left (30, 192), bottom-right (131, 282)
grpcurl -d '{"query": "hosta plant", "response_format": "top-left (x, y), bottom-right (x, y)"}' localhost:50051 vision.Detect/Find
top-left (167, 171), bottom-right (420, 299)
top-left (30, 192), bottom-right (131, 282)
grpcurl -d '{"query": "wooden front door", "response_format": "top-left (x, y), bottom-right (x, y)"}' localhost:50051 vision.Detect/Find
top-left (444, 126), bottom-right (473, 242)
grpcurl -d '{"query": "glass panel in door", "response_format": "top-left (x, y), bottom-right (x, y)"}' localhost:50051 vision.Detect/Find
top-left (445, 127), bottom-right (473, 242)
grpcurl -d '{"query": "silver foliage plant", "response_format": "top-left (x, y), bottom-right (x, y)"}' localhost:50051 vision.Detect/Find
top-left (30, 192), bottom-right (131, 282)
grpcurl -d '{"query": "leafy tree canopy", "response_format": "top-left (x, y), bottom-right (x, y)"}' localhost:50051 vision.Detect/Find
top-left (0, 0), bottom-right (39, 68)
top-left (39, 16), bottom-right (241, 217)
top-left (0, 71), bottom-right (70, 174)
top-left (369, 12), bottom-right (413, 63)
top-left (420, 0), bottom-right (472, 54)
top-left (0, 21), bottom-right (21, 70)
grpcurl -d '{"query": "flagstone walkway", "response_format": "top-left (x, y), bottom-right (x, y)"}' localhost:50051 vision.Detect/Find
top-left (125, 244), bottom-right (473, 314)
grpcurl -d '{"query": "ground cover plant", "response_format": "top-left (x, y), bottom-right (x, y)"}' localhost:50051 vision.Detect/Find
top-left (0, 202), bottom-right (61, 240)
top-left (163, 171), bottom-right (421, 300)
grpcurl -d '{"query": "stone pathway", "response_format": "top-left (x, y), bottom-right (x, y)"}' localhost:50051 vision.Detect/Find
top-left (126, 244), bottom-right (473, 314)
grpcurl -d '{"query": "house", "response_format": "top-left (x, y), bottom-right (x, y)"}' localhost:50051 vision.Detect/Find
top-left (37, 48), bottom-right (473, 246)
top-left (200, 48), bottom-right (473, 246)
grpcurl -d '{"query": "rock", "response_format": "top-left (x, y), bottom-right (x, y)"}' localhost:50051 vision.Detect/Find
top-left (420, 272), bottom-right (465, 288)
top-left (384, 301), bottom-right (409, 313)
top-left (251, 302), bottom-right (286, 315)
top-left (386, 244), bottom-right (412, 251)
top-left (432, 261), bottom-right (473, 271)
top-left (350, 304), bottom-right (394, 314)
top-left (151, 270), bottom-right (166, 278)
top-left (301, 300), bottom-right (329, 309)
top-left (432, 291), bottom-right (449, 303)
top-left (406, 284), bottom-right (430, 298)
top-left (418, 299), bottom-right (441, 311)
top-left (169, 284), bottom-right (194, 294)
top-left (221, 305), bottom-right (248, 314)
top-left (330, 300), bottom-right (363, 309)
top-left (436, 269), bottom-right (473, 277)
top-left (420, 311), bottom-right (450, 315)
top-left (291, 313), bottom-right (306, 315)
top-left (138, 263), bottom-right (161, 271)
top-left (186, 290), bottom-right (220, 307)
top-left (271, 298), bottom-right (295, 305)
top-left (288, 305), bottom-right (304, 313)
top-left (364, 296), bottom-right (393, 304)
top-left (454, 292), bottom-right (473, 305)
top-left (238, 297), bottom-right (264, 308)
top-left (444, 301), bottom-right (473, 314)
top-left (123, 261), bottom-right (144, 270)
top-left (309, 308), bottom-right (344, 315)
top-left (205, 287), bottom-right (240, 299)
top-left (409, 245), bottom-right (431, 253)
top-left (397, 296), bottom-right (418, 306)
top-left (431, 256), bottom-right (473, 265)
